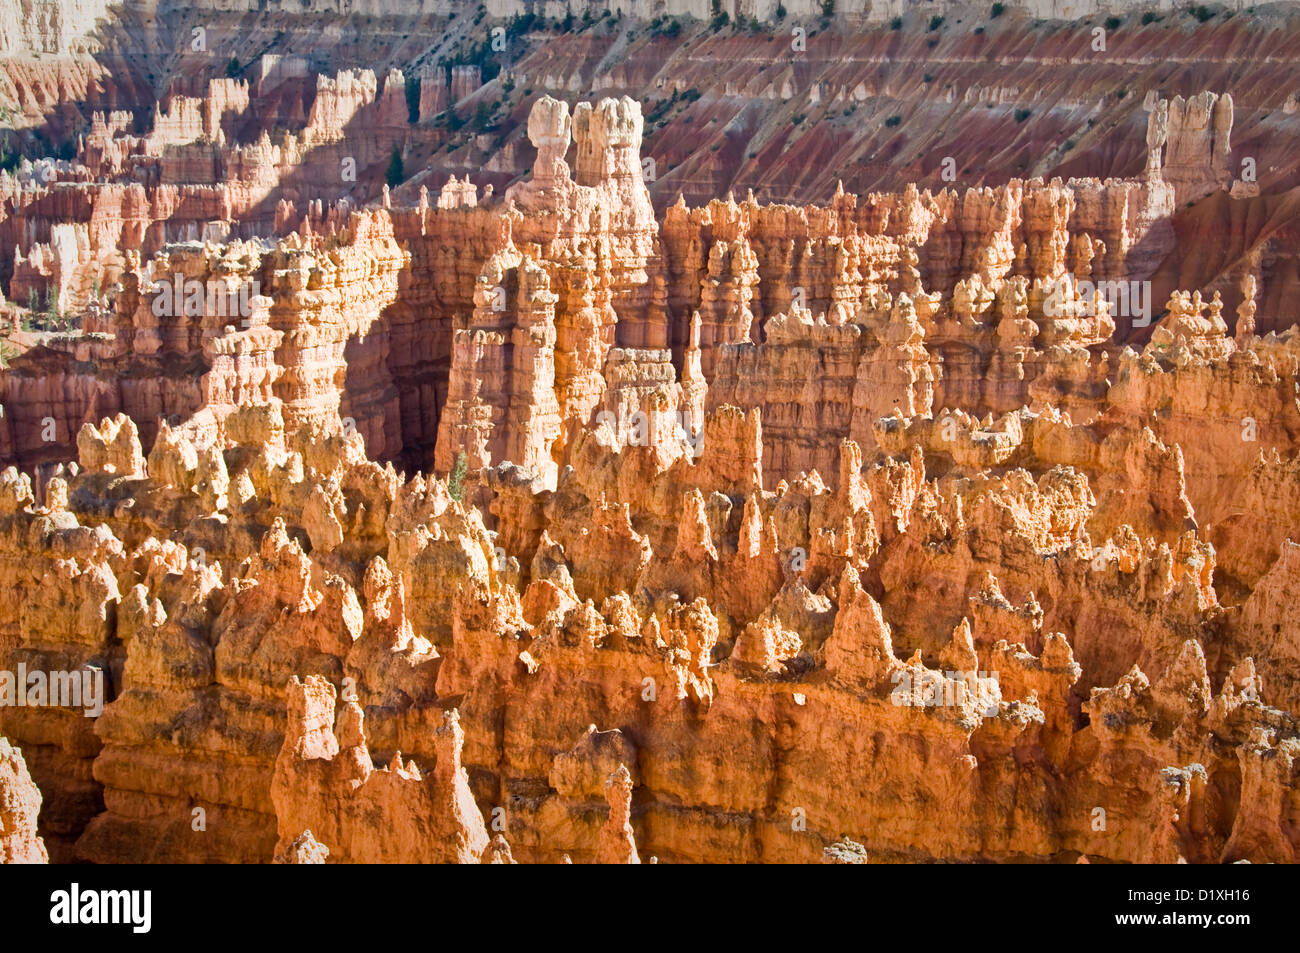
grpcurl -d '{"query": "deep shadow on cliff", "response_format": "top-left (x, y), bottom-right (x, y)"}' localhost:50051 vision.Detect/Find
top-left (1145, 186), bottom-right (1300, 341)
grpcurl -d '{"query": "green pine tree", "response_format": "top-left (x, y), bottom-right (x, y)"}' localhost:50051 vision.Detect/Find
top-left (448, 451), bottom-right (468, 501)
top-left (385, 146), bottom-right (404, 188)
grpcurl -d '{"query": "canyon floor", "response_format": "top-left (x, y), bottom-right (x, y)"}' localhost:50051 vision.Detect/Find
top-left (0, 1), bottom-right (1299, 866)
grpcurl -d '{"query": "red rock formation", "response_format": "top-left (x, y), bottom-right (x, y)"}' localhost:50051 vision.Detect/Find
top-left (270, 675), bottom-right (489, 864)
top-left (0, 736), bottom-right (49, 863)
top-left (1, 5), bottom-right (1300, 869)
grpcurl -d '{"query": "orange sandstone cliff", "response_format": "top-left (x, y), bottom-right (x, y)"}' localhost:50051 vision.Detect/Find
top-left (0, 2), bottom-right (1299, 866)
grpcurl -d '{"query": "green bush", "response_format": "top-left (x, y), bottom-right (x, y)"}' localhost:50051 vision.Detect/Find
top-left (445, 32), bottom-right (502, 83)
top-left (506, 11), bottom-right (537, 39)
top-left (890, 16), bottom-right (903, 30)
top-left (654, 17), bottom-right (682, 37)
top-left (1014, 108), bottom-right (1032, 123)
top-left (448, 452), bottom-right (468, 501)
top-left (928, 14), bottom-right (944, 31)
top-left (884, 114), bottom-right (902, 127)
top-left (991, 3), bottom-right (1005, 17)
top-left (472, 99), bottom-right (496, 132)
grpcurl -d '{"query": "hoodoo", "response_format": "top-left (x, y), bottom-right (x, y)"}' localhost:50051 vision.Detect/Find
top-left (0, 0), bottom-right (1298, 874)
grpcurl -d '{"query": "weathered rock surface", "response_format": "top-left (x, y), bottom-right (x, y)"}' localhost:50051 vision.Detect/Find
top-left (0, 736), bottom-right (49, 863)
top-left (1, 4), bottom-right (1300, 866)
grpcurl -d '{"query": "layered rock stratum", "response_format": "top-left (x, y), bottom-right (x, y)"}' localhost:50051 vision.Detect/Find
top-left (0, 0), bottom-right (1299, 865)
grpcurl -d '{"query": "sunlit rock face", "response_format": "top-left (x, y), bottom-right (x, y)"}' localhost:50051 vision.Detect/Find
top-left (1, 3), bottom-right (1300, 865)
